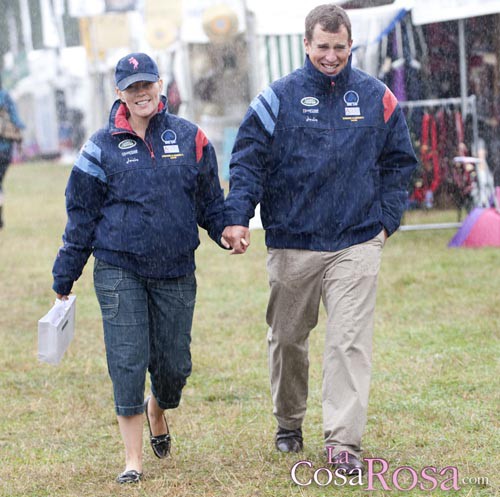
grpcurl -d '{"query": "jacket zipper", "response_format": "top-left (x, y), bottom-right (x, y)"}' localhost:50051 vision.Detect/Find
top-left (330, 81), bottom-right (336, 126)
top-left (144, 129), bottom-right (155, 162)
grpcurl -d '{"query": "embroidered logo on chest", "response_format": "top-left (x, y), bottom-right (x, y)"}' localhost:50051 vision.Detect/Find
top-left (301, 96), bottom-right (320, 121)
top-left (118, 139), bottom-right (136, 150)
top-left (161, 129), bottom-right (181, 156)
top-left (342, 90), bottom-right (364, 122)
top-left (161, 129), bottom-right (184, 159)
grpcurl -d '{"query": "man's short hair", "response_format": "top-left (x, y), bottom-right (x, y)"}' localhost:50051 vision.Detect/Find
top-left (305, 4), bottom-right (352, 42)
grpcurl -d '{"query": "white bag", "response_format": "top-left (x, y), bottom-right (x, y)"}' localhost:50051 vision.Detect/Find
top-left (38, 296), bottom-right (76, 365)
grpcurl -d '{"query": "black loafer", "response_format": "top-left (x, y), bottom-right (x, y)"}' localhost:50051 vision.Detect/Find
top-left (332, 451), bottom-right (364, 475)
top-left (144, 396), bottom-right (171, 459)
top-left (275, 426), bottom-right (303, 453)
top-left (116, 469), bottom-right (142, 484)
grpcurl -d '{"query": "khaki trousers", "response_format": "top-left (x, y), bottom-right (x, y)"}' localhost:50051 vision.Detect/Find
top-left (266, 231), bottom-right (385, 457)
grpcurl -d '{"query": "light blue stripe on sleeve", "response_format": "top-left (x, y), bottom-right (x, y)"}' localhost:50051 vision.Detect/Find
top-left (74, 154), bottom-right (106, 183)
top-left (250, 97), bottom-right (276, 135)
top-left (261, 86), bottom-right (279, 118)
top-left (82, 139), bottom-right (101, 162)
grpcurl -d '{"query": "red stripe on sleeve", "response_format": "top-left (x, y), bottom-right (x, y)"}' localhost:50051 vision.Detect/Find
top-left (383, 87), bottom-right (398, 123)
top-left (195, 127), bottom-right (209, 163)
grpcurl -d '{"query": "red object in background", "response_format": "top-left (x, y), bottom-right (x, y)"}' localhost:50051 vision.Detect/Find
top-left (411, 112), bottom-right (441, 204)
top-left (167, 80), bottom-right (182, 116)
top-left (421, 112), bottom-right (441, 193)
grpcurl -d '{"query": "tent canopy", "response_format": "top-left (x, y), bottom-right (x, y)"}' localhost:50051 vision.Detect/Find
top-left (412, 0), bottom-right (500, 25)
top-left (449, 208), bottom-right (500, 248)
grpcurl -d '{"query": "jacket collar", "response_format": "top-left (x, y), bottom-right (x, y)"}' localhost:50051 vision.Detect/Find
top-left (109, 95), bottom-right (167, 134)
top-left (304, 54), bottom-right (352, 91)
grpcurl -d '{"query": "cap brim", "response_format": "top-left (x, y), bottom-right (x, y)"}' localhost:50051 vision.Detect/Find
top-left (117, 73), bottom-right (159, 91)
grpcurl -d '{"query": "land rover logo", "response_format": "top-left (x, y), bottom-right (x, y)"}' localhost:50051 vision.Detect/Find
top-left (301, 97), bottom-right (319, 107)
top-left (118, 139), bottom-right (136, 150)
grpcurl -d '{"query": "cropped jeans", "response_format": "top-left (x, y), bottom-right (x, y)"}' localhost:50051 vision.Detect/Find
top-left (93, 258), bottom-right (196, 416)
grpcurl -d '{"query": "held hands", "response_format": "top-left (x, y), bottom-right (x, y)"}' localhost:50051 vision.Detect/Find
top-left (221, 225), bottom-right (251, 254)
top-left (55, 293), bottom-right (69, 301)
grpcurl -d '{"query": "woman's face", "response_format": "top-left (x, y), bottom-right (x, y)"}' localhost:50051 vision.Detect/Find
top-left (117, 80), bottom-right (163, 122)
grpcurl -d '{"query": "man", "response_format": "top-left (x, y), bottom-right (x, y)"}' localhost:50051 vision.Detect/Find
top-left (223, 4), bottom-right (417, 474)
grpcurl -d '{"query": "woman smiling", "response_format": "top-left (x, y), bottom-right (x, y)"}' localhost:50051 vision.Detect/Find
top-left (52, 52), bottom-right (229, 484)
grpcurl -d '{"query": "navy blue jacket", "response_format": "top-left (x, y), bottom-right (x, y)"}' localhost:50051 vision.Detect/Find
top-left (53, 96), bottom-right (225, 295)
top-left (225, 56), bottom-right (418, 251)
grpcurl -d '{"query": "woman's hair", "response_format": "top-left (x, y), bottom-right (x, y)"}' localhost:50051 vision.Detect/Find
top-left (305, 4), bottom-right (352, 42)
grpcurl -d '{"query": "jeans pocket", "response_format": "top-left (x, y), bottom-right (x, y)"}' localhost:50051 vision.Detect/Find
top-left (94, 259), bottom-right (122, 320)
top-left (93, 259), bottom-right (123, 291)
top-left (95, 289), bottom-right (119, 321)
top-left (176, 273), bottom-right (197, 307)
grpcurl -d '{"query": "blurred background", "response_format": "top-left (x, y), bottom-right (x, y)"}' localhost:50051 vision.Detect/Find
top-left (1, 0), bottom-right (500, 206)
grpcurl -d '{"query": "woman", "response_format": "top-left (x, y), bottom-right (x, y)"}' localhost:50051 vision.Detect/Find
top-left (0, 78), bottom-right (24, 229)
top-left (52, 53), bottom-right (228, 483)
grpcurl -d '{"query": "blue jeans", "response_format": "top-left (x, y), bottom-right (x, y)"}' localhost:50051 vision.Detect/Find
top-left (93, 258), bottom-right (196, 416)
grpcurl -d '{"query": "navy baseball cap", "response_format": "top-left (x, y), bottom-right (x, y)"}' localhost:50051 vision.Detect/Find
top-left (115, 52), bottom-right (160, 91)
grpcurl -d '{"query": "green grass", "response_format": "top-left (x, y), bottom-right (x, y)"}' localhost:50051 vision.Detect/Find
top-left (0, 162), bottom-right (498, 497)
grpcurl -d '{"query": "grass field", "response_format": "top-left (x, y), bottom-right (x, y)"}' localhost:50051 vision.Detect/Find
top-left (0, 161), bottom-right (498, 497)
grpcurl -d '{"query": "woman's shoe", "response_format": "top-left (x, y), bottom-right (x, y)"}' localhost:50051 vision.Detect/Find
top-left (144, 396), bottom-right (171, 459)
top-left (116, 469), bottom-right (143, 484)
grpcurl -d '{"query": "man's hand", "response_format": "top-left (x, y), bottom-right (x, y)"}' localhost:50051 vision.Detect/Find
top-left (222, 225), bottom-right (251, 254)
top-left (56, 293), bottom-right (69, 301)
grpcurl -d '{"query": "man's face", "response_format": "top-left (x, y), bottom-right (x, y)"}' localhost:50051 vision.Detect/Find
top-left (304, 23), bottom-right (352, 76)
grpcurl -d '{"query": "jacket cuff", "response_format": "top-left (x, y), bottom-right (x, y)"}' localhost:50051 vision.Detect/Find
top-left (224, 215), bottom-right (250, 227)
top-left (52, 279), bottom-right (74, 296)
top-left (206, 223), bottom-right (231, 250)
